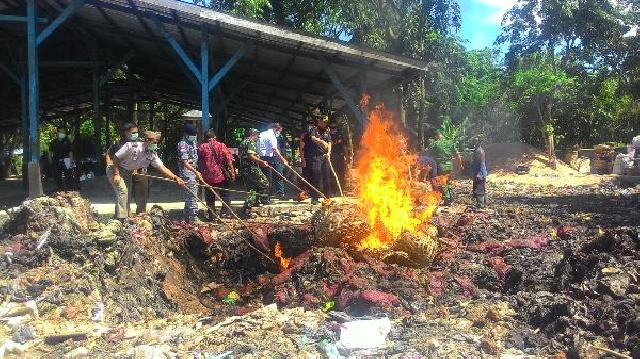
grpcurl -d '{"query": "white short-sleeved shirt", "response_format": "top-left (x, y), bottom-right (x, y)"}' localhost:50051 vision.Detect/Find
top-left (257, 129), bottom-right (278, 157)
top-left (114, 142), bottom-right (163, 171)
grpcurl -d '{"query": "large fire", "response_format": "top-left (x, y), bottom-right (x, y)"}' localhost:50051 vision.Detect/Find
top-left (355, 103), bottom-right (441, 249)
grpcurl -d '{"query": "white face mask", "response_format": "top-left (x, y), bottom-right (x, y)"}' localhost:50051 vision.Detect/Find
top-left (58, 133), bottom-right (66, 140)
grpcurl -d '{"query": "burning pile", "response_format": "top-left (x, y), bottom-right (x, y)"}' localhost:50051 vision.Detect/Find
top-left (312, 103), bottom-right (441, 267)
top-left (355, 104), bottom-right (440, 250)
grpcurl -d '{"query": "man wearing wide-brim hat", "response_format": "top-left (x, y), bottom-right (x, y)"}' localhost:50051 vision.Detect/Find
top-left (108, 130), bottom-right (184, 219)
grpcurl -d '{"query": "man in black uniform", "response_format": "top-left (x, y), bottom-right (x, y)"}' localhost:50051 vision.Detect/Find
top-left (48, 126), bottom-right (74, 191)
top-left (306, 109), bottom-right (332, 203)
top-left (105, 123), bottom-right (150, 215)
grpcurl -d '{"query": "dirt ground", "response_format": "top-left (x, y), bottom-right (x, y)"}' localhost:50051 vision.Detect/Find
top-left (481, 142), bottom-right (613, 187)
top-left (0, 176), bottom-right (638, 357)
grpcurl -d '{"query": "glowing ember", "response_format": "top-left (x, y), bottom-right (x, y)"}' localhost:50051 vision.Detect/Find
top-left (355, 103), bottom-right (441, 249)
top-left (274, 241), bottom-right (291, 270)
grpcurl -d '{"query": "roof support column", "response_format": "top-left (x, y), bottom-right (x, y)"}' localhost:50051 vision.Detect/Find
top-left (322, 60), bottom-right (365, 128)
top-left (19, 72), bottom-right (29, 191)
top-left (200, 28), bottom-right (210, 131)
top-left (13, 0), bottom-right (87, 198)
top-left (150, 17), bottom-right (251, 131)
top-left (26, 0), bottom-right (42, 198)
top-left (93, 67), bottom-right (104, 174)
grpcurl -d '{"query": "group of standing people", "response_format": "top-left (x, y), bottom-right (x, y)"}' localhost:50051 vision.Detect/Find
top-left (106, 122), bottom-right (237, 223)
top-left (237, 109), bottom-right (345, 210)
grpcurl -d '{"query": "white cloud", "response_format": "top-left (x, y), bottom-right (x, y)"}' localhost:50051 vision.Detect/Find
top-left (474, 0), bottom-right (518, 25)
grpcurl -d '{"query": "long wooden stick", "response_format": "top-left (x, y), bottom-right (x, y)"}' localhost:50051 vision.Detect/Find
top-left (278, 162), bottom-right (327, 199)
top-left (325, 153), bottom-right (344, 198)
top-left (138, 173), bottom-right (275, 264)
top-left (264, 163), bottom-right (308, 194)
top-left (589, 345), bottom-right (632, 359)
top-left (184, 182), bottom-right (276, 265)
top-left (137, 173), bottom-right (268, 196)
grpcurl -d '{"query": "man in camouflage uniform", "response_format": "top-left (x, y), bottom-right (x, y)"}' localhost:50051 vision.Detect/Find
top-left (178, 123), bottom-right (203, 222)
top-left (239, 128), bottom-right (270, 209)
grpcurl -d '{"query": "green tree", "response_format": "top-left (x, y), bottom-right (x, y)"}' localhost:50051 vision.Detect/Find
top-left (508, 54), bottom-right (574, 165)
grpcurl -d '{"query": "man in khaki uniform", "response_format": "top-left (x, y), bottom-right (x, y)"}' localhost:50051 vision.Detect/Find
top-left (107, 131), bottom-right (184, 219)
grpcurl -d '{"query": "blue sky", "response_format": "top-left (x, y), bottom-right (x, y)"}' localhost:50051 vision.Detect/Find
top-left (458, 0), bottom-right (517, 50)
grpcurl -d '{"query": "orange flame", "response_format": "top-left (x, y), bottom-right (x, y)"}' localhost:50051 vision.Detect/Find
top-left (355, 103), bottom-right (441, 249)
top-left (274, 241), bottom-right (291, 270)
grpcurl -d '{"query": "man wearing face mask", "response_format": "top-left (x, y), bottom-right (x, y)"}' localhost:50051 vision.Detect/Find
top-left (49, 126), bottom-right (74, 191)
top-left (108, 130), bottom-right (184, 219)
top-left (257, 122), bottom-right (288, 200)
top-left (106, 123), bottom-right (151, 215)
top-left (177, 123), bottom-right (203, 223)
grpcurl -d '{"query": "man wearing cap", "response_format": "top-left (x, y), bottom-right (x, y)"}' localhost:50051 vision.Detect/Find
top-left (108, 130), bottom-right (184, 219)
top-left (106, 123), bottom-right (150, 215)
top-left (306, 109), bottom-right (332, 204)
top-left (178, 123), bottom-right (203, 223)
top-left (239, 128), bottom-right (270, 210)
top-left (257, 122), bottom-right (288, 199)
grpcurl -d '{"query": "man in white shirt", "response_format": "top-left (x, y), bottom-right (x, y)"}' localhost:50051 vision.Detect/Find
top-left (257, 123), bottom-right (288, 199)
top-left (107, 130), bottom-right (184, 219)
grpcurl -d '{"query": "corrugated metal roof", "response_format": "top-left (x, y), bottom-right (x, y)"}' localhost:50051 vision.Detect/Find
top-left (0, 0), bottom-right (428, 128)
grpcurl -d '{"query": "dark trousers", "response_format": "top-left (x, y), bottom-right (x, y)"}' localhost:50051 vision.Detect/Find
top-left (52, 160), bottom-right (74, 191)
top-left (261, 156), bottom-right (285, 197)
top-left (472, 177), bottom-right (486, 197)
top-left (309, 155), bottom-right (331, 199)
top-left (204, 180), bottom-right (231, 213)
top-left (472, 176), bottom-right (486, 207)
top-left (132, 173), bottom-right (149, 214)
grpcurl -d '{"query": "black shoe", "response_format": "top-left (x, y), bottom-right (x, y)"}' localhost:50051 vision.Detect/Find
top-left (261, 199), bottom-right (275, 205)
top-left (311, 198), bottom-right (320, 205)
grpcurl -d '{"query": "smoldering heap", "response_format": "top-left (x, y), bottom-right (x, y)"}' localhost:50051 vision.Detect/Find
top-left (173, 201), bottom-right (443, 317)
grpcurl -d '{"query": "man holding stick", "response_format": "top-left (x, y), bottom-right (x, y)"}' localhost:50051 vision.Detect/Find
top-left (198, 128), bottom-right (236, 219)
top-left (257, 123), bottom-right (289, 200)
top-left (238, 128), bottom-right (270, 210)
top-left (306, 109), bottom-right (332, 204)
top-left (108, 130), bottom-right (184, 219)
top-left (178, 123), bottom-right (203, 223)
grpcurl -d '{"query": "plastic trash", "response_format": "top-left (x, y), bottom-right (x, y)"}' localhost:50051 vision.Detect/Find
top-left (336, 317), bottom-right (391, 352)
top-left (91, 302), bottom-right (105, 322)
top-left (36, 228), bottom-right (51, 250)
top-left (318, 338), bottom-right (342, 359)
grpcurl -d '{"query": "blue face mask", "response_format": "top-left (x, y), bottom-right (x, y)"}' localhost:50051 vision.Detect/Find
top-left (187, 135), bottom-right (197, 143)
top-left (129, 132), bottom-right (139, 141)
top-left (147, 143), bottom-right (158, 152)
top-left (57, 133), bottom-right (66, 140)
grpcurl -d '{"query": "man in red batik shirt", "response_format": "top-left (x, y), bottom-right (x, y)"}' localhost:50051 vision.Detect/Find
top-left (198, 129), bottom-right (236, 219)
